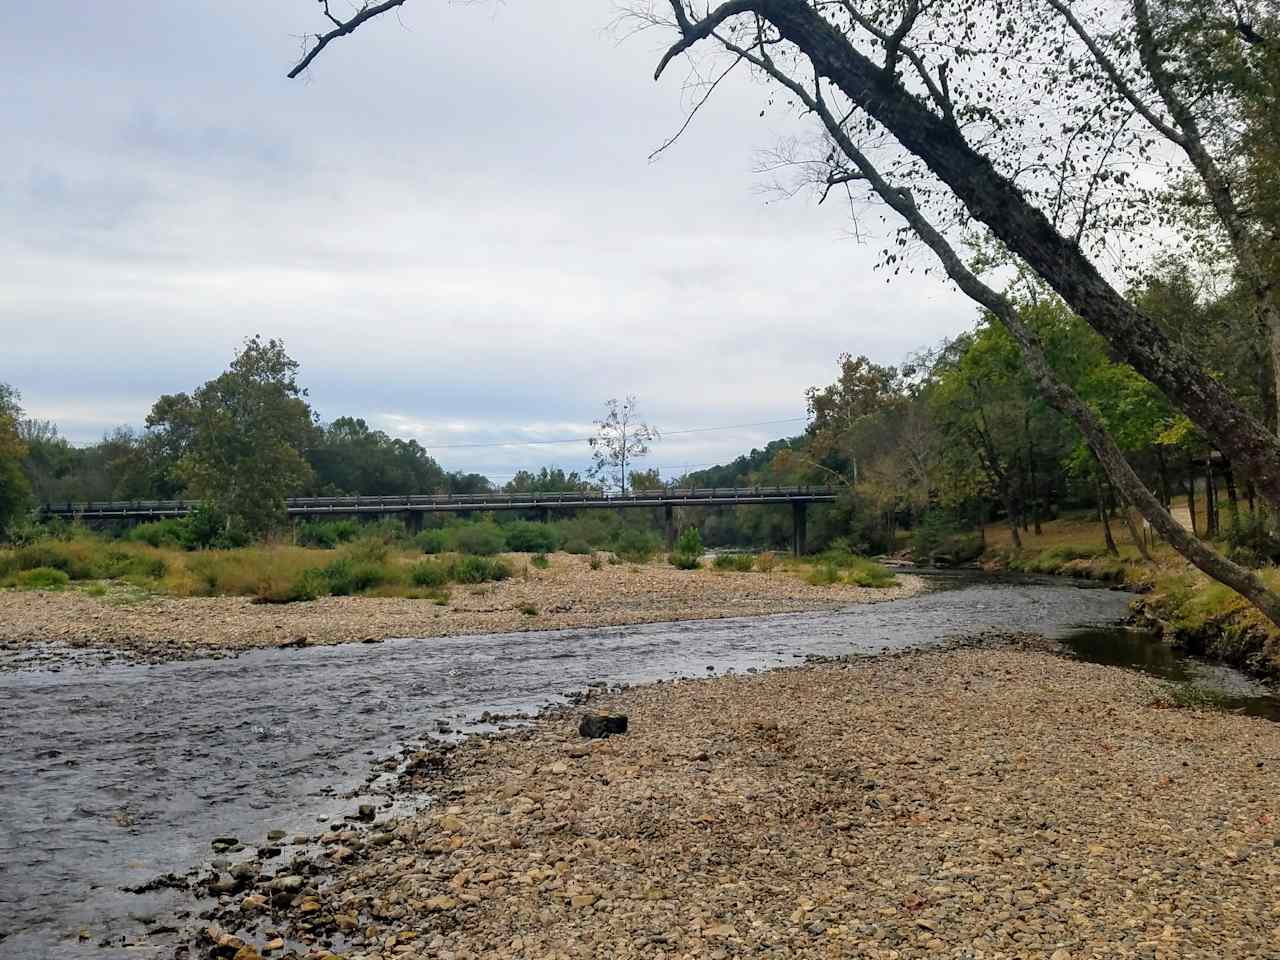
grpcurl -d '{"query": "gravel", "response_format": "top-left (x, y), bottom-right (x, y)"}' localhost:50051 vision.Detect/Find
top-left (194, 637), bottom-right (1280, 960)
top-left (0, 554), bottom-right (923, 664)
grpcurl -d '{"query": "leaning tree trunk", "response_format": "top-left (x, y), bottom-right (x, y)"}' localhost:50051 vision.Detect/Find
top-left (1117, 488), bottom-right (1154, 562)
top-left (668, 0), bottom-right (1280, 510)
top-left (711, 32), bottom-right (1280, 630)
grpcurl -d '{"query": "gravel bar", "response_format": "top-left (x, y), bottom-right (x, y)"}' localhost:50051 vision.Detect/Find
top-left (196, 638), bottom-right (1280, 960)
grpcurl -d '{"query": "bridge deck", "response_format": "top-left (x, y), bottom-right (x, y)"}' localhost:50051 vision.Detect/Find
top-left (40, 486), bottom-right (838, 521)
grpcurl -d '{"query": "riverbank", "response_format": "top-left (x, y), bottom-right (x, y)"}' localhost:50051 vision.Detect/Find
top-left (194, 636), bottom-right (1280, 960)
top-left (0, 554), bottom-right (925, 664)
top-left (979, 513), bottom-right (1280, 678)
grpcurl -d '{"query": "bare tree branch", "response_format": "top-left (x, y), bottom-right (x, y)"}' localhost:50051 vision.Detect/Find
top-left (288, 0), bottom-right (410, 79)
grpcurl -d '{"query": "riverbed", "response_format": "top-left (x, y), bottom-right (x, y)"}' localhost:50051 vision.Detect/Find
top-left (0, 574), bottom-right (1272, 959)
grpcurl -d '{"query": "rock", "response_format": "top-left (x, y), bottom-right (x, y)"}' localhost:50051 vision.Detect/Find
top-left (579, 713), bottom-right (628, 738)
top-left (232, 947), bottom-right (262, 960)
top-left (424, 894), bottom-right (458, 912)
top-left (356, 803), bottom-right (376, 821)
top-left (211, 836), bottom-right (239, 851)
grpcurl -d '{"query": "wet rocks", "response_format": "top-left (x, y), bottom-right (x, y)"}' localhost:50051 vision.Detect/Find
top-left (578, 713), bottom-right (628, 738)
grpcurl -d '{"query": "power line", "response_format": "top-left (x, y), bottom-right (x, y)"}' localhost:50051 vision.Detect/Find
top-left (425, 417), bottom-right (806, 450)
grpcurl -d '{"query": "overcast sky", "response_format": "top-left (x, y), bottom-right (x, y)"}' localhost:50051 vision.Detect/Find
top-left (1, 1), bottom-right (974, 483)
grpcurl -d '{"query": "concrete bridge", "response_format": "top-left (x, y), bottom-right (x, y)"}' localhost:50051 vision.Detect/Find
top-left (38, 485), bottom-right (838, 554)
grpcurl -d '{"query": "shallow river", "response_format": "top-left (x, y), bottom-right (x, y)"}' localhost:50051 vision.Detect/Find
top-left (0, 575), bottom-right (1272, 959)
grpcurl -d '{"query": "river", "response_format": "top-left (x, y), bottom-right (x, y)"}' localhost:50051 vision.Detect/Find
top-left (0, 574), bottom-right (1273, 959)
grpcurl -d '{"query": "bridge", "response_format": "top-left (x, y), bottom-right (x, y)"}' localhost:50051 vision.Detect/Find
top-left (38, 485), bottom-right (839, 554)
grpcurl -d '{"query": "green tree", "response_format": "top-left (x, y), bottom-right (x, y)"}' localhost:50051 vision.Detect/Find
top-left (146, 337), bottom-right (317, 536)
top-left (0, 383), bottom-right (33, 534)
top-left (307, 416), bottom-right (446, 495)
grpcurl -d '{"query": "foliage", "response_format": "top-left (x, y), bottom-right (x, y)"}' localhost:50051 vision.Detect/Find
top-left (530, 552), bottom-right (550, 569)
top-left (409, 559), bottom-right (451, 588)
top-left (504, 467), bottom-right (592, 494)
top-left (613, 527), bottom-right (659, 563)
top-left (306, 416), bottom-right (445, 496)
top-left (0, 383), bottom-right (32, 536)
top-left (449, 523), bottom-right (507, 556)
top-left (504, 521), bottom-right (558, 553)
top-left (448, 555), bottom-right (512, 584)
top-left (14, 567), bottom-right (70, 590)
top-left (588, 553), bottom-right (603, 570)
top-left (563, 537), bottom-right (592, 555)
top-left (295, 519), bottom-right (363, 549)
top-left (588, 396), bottom-right (659, 494)
top-left (416, 529), bottom-right (450, 554)
top-left (670, 526), bottom-right (704, 569)
top-left (713, 553), bottom-right (756, 572)
top-left (145, 336), bottom-right (317, 537)
top-left (1224, 512), bottom-right (1280, 568)
top-left (755, 551), bottom-right (778, 573)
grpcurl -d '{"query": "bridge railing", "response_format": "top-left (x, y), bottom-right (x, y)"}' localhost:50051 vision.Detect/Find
top-left (39, 484), bottom-right (839, 518)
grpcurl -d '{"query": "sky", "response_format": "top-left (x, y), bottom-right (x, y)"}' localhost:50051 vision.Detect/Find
top-left (1, 0), bottom-right (974, 484)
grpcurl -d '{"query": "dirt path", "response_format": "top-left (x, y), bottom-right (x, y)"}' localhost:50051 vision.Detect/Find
top-left (0, 554), bottom-right (924, 663)
top-left (196, 638), bottom-right (1280, 960)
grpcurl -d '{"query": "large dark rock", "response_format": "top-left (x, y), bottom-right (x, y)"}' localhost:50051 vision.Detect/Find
top-left (579, 713), bottom-right (628, 738)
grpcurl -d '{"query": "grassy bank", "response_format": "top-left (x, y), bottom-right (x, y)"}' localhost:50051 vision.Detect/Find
top-left (0, 527), bottom-right (899, 607)
top-left (981, 510), bottom-right (1280, 677)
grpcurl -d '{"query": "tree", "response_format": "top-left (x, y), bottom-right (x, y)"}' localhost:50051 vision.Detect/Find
top-left (281, 3), bottom-right (1280, 621)
top-left (0, 383), bottom-right (32, 534)
top-left (587, 396), bottom-right (659, 494)
top-left (307, 416), bottom-right (446, 495)
top-left (146, 337), bottom-right (317, 536)
top-left (504, 466), bottom-right (592, 494)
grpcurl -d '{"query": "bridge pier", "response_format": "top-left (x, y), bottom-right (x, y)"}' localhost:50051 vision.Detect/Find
top-left (663, 503), bottom-right (675, 550)
top-left (791, 501), bottom-right (808, 557)
top-left (405, 510), bottom-right (423, 535)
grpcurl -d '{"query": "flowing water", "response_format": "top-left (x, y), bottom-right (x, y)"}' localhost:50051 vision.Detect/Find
top-left (0, 574), bottom-right (1273, 959)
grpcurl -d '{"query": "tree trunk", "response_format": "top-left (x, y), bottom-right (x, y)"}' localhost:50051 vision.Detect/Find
top-left (1155, 446), bottom-right (1171, 509)
top-left (1096, 479), bottom-right (1119, 556)
top-left (1223, 457), bottom-right (1240, 527)
top-left (1117, 488), bottom-right (1153, 561)
top-left (1205, 458), bottom-right (1218, 538)
top-left (1186, 464), bottom-right (1199, 538)
top-left (685, 0), bottom-right (1280, 510)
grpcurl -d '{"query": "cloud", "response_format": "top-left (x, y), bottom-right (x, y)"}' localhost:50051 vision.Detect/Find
top-left (0, 0), bottom-right (973, 479)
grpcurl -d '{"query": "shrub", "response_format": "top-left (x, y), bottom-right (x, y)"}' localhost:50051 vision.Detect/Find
top-left (350, 561), bottom-right (396, 592)
top-left (320, 556), bottom-right (357, 596)
top-left (95, 547), bottom-right (167, 581)
top-left (614, 527), bottom-right (660, 563)
top-left (296, 519), bottom-right (362, 549)
top-left (449, 555), bottom-right (512, 584)
top-left (16, 567), bottom-right (70, 590)
top-left (186, 504), bottom-right (247, 549)
top-left (846, 557), bottom-right (898, 588)
top-left (518, 603), bottom-right (539, 616)
top-left (15, 540), bottom-right (95, 580)
top-left (530, 552), bottom-right (550, 569)
top-left (288, 567), bottom-right (332, 602)
top-left (410, 559), bottom-right (450, 588)
top-left (341, 537), bottom-right (391, 565)
top-left (127, 519), bottom-right (192, 549)
top-left (562, 537), bottom-right (592, 555)
top-left (450, 523), bottom-right (507, 556)
top-left (806, 562), bottom-right (841, 585)
top-left (504, 521), bottom-right (558, 554)
top-left (669, 527), bottom-right (703, 569)
top-left (755, 551), bottom-right (778, 573)
top-left (588, 553), bottom-right (603, 570)
top-left (713, 553), bottom-right (756, 572)
top-left (416, 529), bottom-right (450, 554)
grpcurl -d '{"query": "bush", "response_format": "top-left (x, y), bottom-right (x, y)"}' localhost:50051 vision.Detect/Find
top-left (287, 567), bottom-right (332, 602)
top-left (186, 504), bottom-right (247, 549)
top-left (410, 559), bottom-right (450, 588)
top-left (341, 537), bottom-right (391, 565)
top-left (449, 555), bottom-right (512, 584)
top-left (1224, 511), bottom-right (1280, 566)
top-left (504, 521), bottom-right (558, 553)
top-left (530, 552), bottom-right (550, 569)
top-left (95, 546), bottom-right (167, 580)
top-left (296, 519), bottom-right (362, 549)
top-left (806, 562), bottom-right (841, 585)
top-left (14, 541), bottom-right (95, 580)
top-left (127, 519), bottom-right (192, 549)
top-left (614, 527), bottom-right (660, 563)
top-left (518, 603), bottom-right (539, 616)
top-left (669, 527), bottom-right (703, 569)
top-left (588, 553), bottom-right (603, 570)
top-left (15, 567), bottom-right (70, 590)
top-left (846, 557), bottom-right (898, 588)
top-left (713, 553), bottom-right (756, 572)
top-left (450, 523), bottom-right (507, 556)
top-left (562, 537), bottom-right (592, 555)
top-left (416, 529), bottom-right (450, 554)
top-left (755, 551), bottom-right (778, 573)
